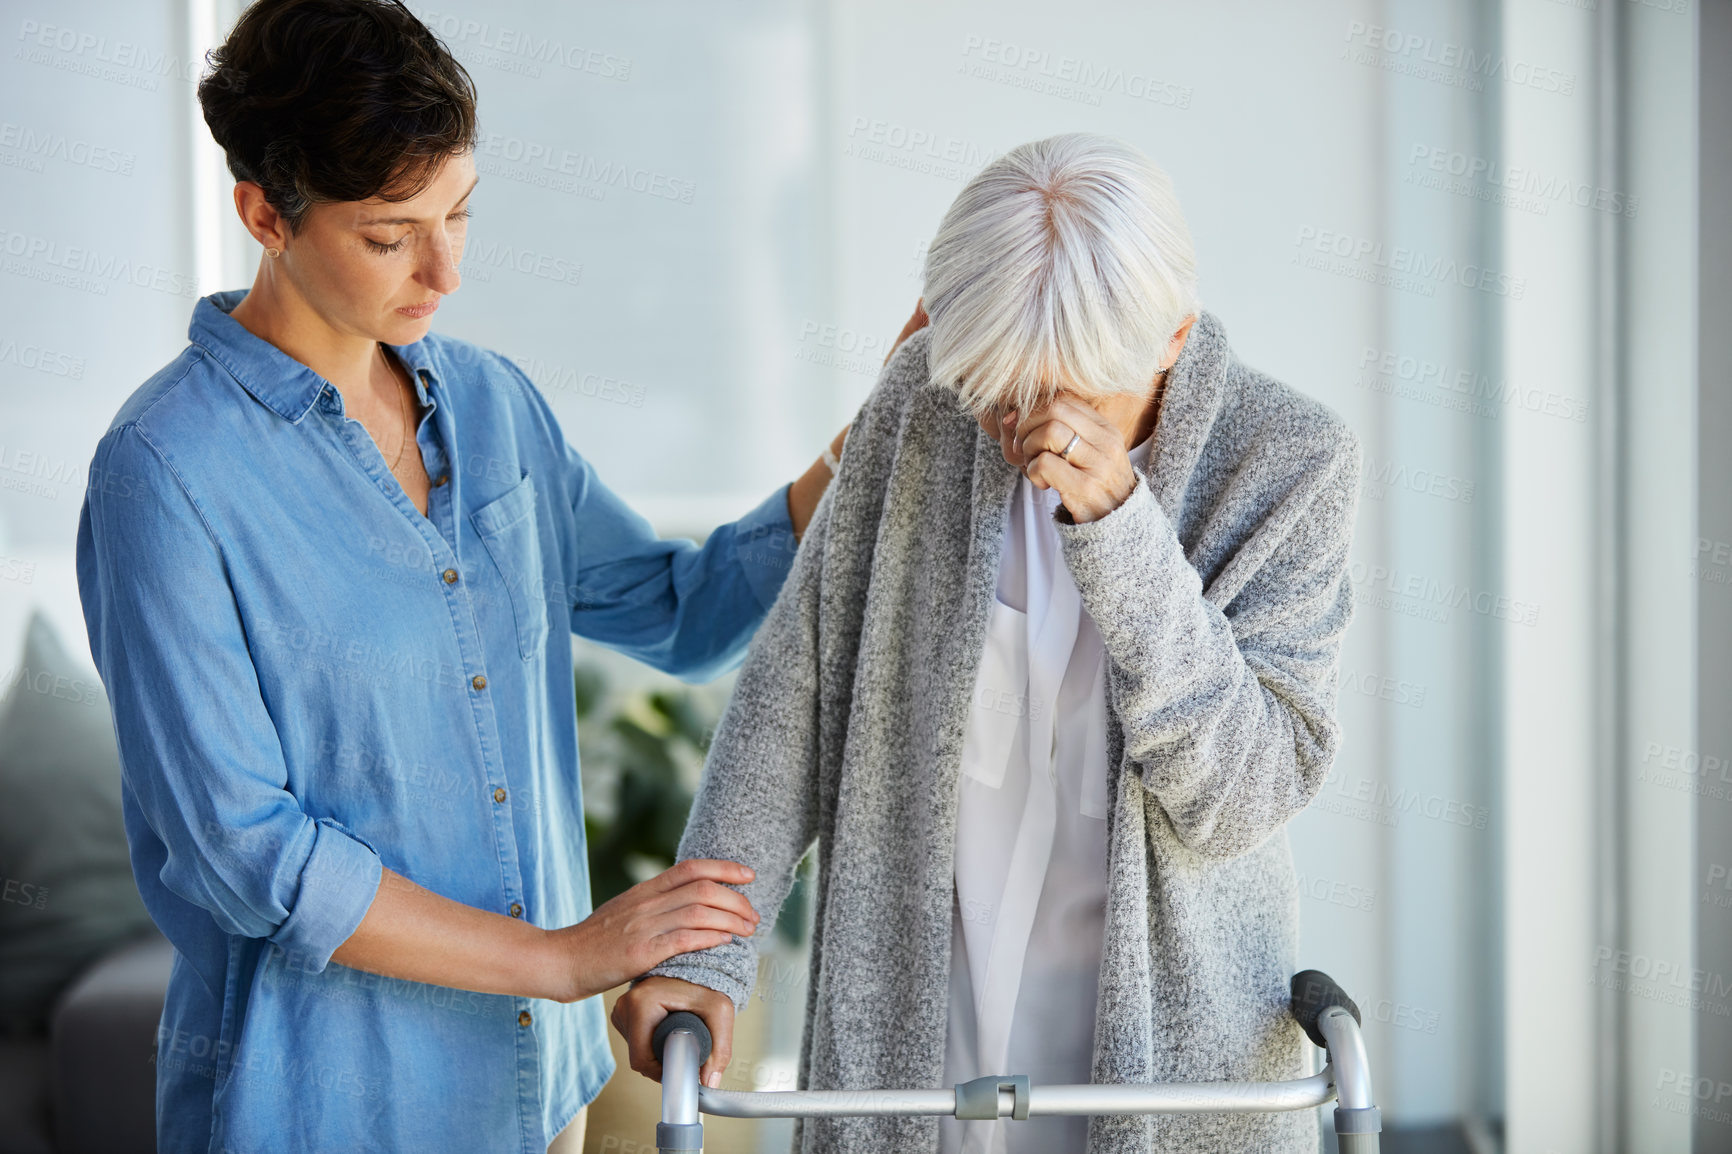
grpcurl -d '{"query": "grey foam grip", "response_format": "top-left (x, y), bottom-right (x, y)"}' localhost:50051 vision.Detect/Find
top-left (651, 1011), bottom-right (713, 1066)
top-left (1289, 969), bottom-right (1363, 1049)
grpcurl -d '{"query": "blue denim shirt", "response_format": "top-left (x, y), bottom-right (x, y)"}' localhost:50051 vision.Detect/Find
top-left (75, 290), bottom-right (798, 1154)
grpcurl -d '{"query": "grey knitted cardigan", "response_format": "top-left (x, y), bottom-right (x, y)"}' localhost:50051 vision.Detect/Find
top-left (649, 310), bottom-right (1363, 1153)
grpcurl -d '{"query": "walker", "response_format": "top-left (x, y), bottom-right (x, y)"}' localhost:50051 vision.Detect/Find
top-left (649, 968), bottom-right (1381, 1153)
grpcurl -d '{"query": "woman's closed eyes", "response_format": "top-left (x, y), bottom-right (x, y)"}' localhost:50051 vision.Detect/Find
top-left (363, 206), bottom-right (472, 255)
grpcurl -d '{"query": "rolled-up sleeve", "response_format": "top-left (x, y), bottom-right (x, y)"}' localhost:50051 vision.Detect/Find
top-left (557, 448), bottom-right (796, 682)
top-left (78, 424), bottom-right (381, 972)
top-left (727, 484), bottom-right (801, 612)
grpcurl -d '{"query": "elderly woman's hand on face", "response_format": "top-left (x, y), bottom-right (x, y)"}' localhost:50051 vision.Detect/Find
top-left (978, 394), bottom-right (1145, 524)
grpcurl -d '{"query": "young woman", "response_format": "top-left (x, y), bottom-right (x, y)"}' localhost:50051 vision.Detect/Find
top-left (74, 1), bottom-right (913, 1150)
top-left (615, 134), bottom-right (1364, 1154)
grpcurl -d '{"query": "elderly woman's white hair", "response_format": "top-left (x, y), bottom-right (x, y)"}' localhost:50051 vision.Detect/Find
top-left (921, 132), bottom-right (1199, 419)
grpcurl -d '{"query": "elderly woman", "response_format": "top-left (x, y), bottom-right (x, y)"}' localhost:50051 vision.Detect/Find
top-left (613, 133), bottom-right (1363, 1154)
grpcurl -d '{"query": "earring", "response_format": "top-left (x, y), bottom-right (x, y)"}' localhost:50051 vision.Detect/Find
top-left (265, 247), bottom-right (280, 259)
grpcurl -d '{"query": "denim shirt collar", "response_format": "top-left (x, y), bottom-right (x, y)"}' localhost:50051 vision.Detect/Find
top-left (189, 289), bottom-right (440, 423)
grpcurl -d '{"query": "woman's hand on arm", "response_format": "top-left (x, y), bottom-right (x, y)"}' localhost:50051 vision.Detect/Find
top-left (626, 404), bottom-right (846, 1076)
top-left (330, 858), bottom-right (760, 1005)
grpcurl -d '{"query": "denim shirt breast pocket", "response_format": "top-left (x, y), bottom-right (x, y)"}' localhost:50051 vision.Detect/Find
top-left (471, 472), bottom-right (550, 661)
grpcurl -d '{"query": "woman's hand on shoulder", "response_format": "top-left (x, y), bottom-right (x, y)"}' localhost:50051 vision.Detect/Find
top-left (787, 298), bottom-right (928, 538)
top-left (884, 298), bottom-right (929, 366)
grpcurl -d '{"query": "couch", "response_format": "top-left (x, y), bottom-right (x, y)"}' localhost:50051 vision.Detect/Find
top-left (0, 545), bottom-right (167, 1154)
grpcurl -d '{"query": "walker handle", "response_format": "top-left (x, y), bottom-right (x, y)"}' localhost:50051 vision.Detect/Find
top-left (1289, 970), bottom-right (1362, 1050)
top-left (652, 1011), bottom-right (713, 1067)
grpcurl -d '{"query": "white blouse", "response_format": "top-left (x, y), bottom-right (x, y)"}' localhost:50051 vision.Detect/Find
top-left (939, 436), bottom-right (1153, 1154)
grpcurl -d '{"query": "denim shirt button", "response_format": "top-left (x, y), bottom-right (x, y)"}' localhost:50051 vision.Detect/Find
top-left (509, 902), bottom-right (523, 918)
top-left (442, 568), bottom-right (459, 584)
top-left (471, 674), bottom-right (487, 691)
top-left (518, 1010), bottom-right (533, 1028)
top-left (493, 787), bottom-right (507, 804)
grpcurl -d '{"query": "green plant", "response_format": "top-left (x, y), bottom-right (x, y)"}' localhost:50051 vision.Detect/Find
top-left (576, 661), bottom-right (813, 946)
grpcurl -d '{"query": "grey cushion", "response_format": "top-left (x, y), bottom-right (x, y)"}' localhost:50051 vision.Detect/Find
top-left (0, 612), bottom-right (155, 1034)
top-left (50, 930), bottom-right (172, 1154)
top-left (0, 1035), bottom-right (51, 1154)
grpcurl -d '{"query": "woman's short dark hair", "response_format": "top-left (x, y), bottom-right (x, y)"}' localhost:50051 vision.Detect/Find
top-left (198, 0), bottom-right (478, 233)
